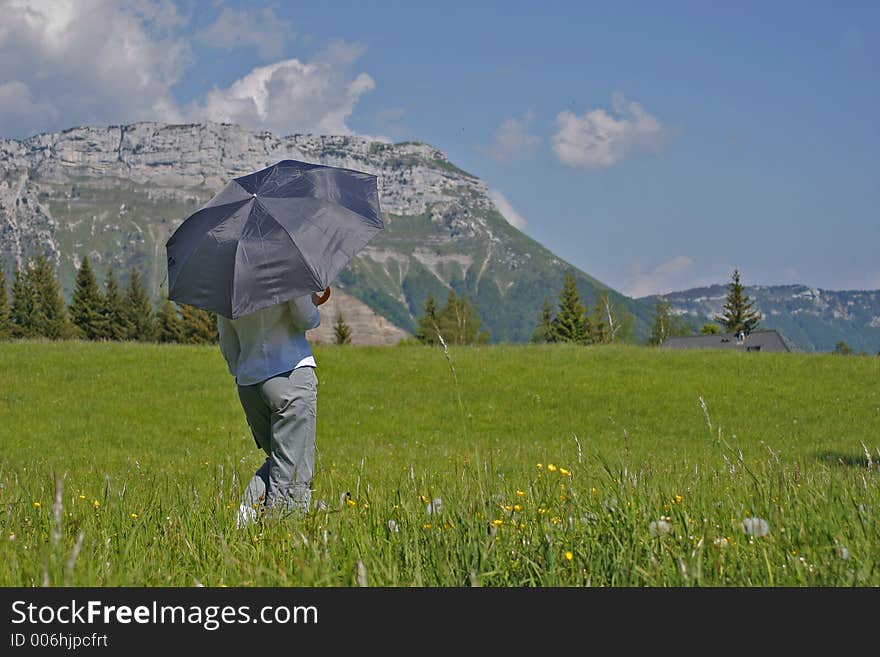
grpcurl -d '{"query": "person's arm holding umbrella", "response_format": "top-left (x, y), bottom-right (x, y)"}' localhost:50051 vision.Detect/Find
top-left (311, 286), bottom-right (331, 308)
top-left (288, 287), bottom-right (330, 331)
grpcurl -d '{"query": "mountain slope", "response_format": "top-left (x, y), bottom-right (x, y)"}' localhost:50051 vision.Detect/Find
top-left (641, 285), bottom-right (880, 353)
top-left (0, 121), bottom-right (652, 342)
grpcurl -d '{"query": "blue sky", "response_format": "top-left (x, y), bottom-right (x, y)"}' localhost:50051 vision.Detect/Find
top-left (2, 0), bottom-right (878, 294)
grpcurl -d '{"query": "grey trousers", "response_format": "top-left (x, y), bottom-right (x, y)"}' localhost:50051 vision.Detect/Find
top-left (236, 366), bottom-right (318, 515)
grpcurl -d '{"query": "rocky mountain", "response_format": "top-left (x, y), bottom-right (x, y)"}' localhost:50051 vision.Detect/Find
top-left (0, 121), bottom-right (652, 344)
top-left (641, 285), bottom-right (880, 353)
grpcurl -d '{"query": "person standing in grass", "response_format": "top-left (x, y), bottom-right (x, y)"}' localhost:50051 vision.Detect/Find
top-left (217, 287), bottom-right (331, 527)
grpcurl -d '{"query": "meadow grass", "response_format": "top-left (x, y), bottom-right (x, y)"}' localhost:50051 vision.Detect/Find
top-left (0, 341), bottom-right (877, 586)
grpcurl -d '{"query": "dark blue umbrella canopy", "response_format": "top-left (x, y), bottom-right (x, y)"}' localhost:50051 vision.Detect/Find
top-left (166, 159), bottom-right (383, 319)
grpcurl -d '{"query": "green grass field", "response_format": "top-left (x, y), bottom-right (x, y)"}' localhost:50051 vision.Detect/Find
top-left (0, 341), bottom-right (877, 586)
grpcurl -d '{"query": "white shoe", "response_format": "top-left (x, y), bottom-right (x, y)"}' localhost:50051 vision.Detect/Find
top-left (236, 503), bottom-right (258, 529)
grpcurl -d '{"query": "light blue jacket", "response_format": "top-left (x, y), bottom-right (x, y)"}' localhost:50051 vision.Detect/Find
top-left (217, 296), bottom-right (320, 386)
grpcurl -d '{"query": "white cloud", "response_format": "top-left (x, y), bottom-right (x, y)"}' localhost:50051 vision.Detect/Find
top-left (0, 3), bottom-right (375, 139)
top-left (552, 93), bottom-right (668, 169)
top-left (191, 41), bottom-right (375, 136)
top-left (863, 272), bottom-right (880, 290)
top-left (489, 189), bottom-right (527, 230)
top-left (487, 112), bottom-right (539, 162)
top-left (196, 7), bottom-right (294, 61)
top-left (0, 0), bottom-right (188, 136)
top-left (623, 256), bottom-right (697, 297)
top-left (0, 80), bottom-right (58, 125)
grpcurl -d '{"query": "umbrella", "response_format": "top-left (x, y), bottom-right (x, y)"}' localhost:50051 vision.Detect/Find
top-left (165, 159), bottom-right (383, 319)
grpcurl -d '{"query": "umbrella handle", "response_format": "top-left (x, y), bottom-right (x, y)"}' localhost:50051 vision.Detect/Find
top-left (312, 287), bottom-right (331, 306)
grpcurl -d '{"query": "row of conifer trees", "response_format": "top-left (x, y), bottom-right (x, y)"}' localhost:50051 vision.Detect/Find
top-left (0, 254), bottom-right (217, 343)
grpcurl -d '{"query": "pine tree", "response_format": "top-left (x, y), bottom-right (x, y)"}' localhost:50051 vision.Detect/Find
top-left (69, 256), bottom-right (104, 340)
top-left (415, 293), bottom-right (440, 345)
top-left (714, 269), bottom-right (761, 335)
top-left (833, 341), bottom-right (852, 356)
top-left (648, 299), bottom-right (692, 346)
top-left (10, 265), bottom-right (40, 338)
top-left (333, 312), bottom-right (352, 345)
top-left (436, 291), bottom-right (489, 345)
top-left (122, 268), bottom-right (157, 341)
top-left (531, 297), bottom-right (556, 343)
top-left (553, 272), bottom-right (589, 344)
top-left (156, 298), bottom-right (185, 343)
top-left (0, 257), bottom-right (10, 340)
top-left (179, 303), bottom-right (217, 344)
top-left (29, 253), bottom-right (77, 339)
top-left (100, 268), bottom-right (131, 341)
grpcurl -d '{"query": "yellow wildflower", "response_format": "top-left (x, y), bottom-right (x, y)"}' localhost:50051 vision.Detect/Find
top-left (559, 468), bottom-right (571, 477)
top-left (419, 495), bottom-right (430, 504)
top-left (513, 504), bottom-right (522, 512)
top-left (547, 464), bottom-right (558, 473)
top-left (551, 516), bottom-right (561, 525)
top-left (346, 499), bottom-right (357, 508)
top-left (564, 551), bottom-right (574, 561)
top-left (537, 507), bottom-right (547, 515)
top-left (130, 513), bottom-right (138, 519)
top-left (516, 490), bottom-right (526, 497)
top-left (32, 501), bottom-right (41, 509)
top-left (502, 504), bottom-right (512, 512)
top-left (93, 500), bottom-right (100, 509)
top-left (491, 519), bottom-right (504, 526)
top-left (536, 463), bottom-right (543, 469)
top-left (423, 523), bottom-right (432, 529)
top-left (674, 495), bottom-right (683, 503)
top-left (78, 494), bottom-right (86, 500)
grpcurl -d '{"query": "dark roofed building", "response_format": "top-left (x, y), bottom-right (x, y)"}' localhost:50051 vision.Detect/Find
top-left (661, 329), bottom-right (793, 353)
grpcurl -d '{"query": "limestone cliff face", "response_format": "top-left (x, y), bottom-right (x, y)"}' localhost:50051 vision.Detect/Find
top-left (0, 121), bottom-right (491, 222)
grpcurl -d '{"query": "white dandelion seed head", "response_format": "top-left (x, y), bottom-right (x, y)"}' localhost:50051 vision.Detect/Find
top-left (741, 517), bottom-right (770, 538)
top-left (713, 537), bottom-right (729, 548)
top-left (426, 498), bottom-right (443, 515)
top-left (835, 545), bottom-right (849, 560)
top-left (387, 519), bottom-right (400, 533)
top-left (649, 519), bottom-right (672, 537)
